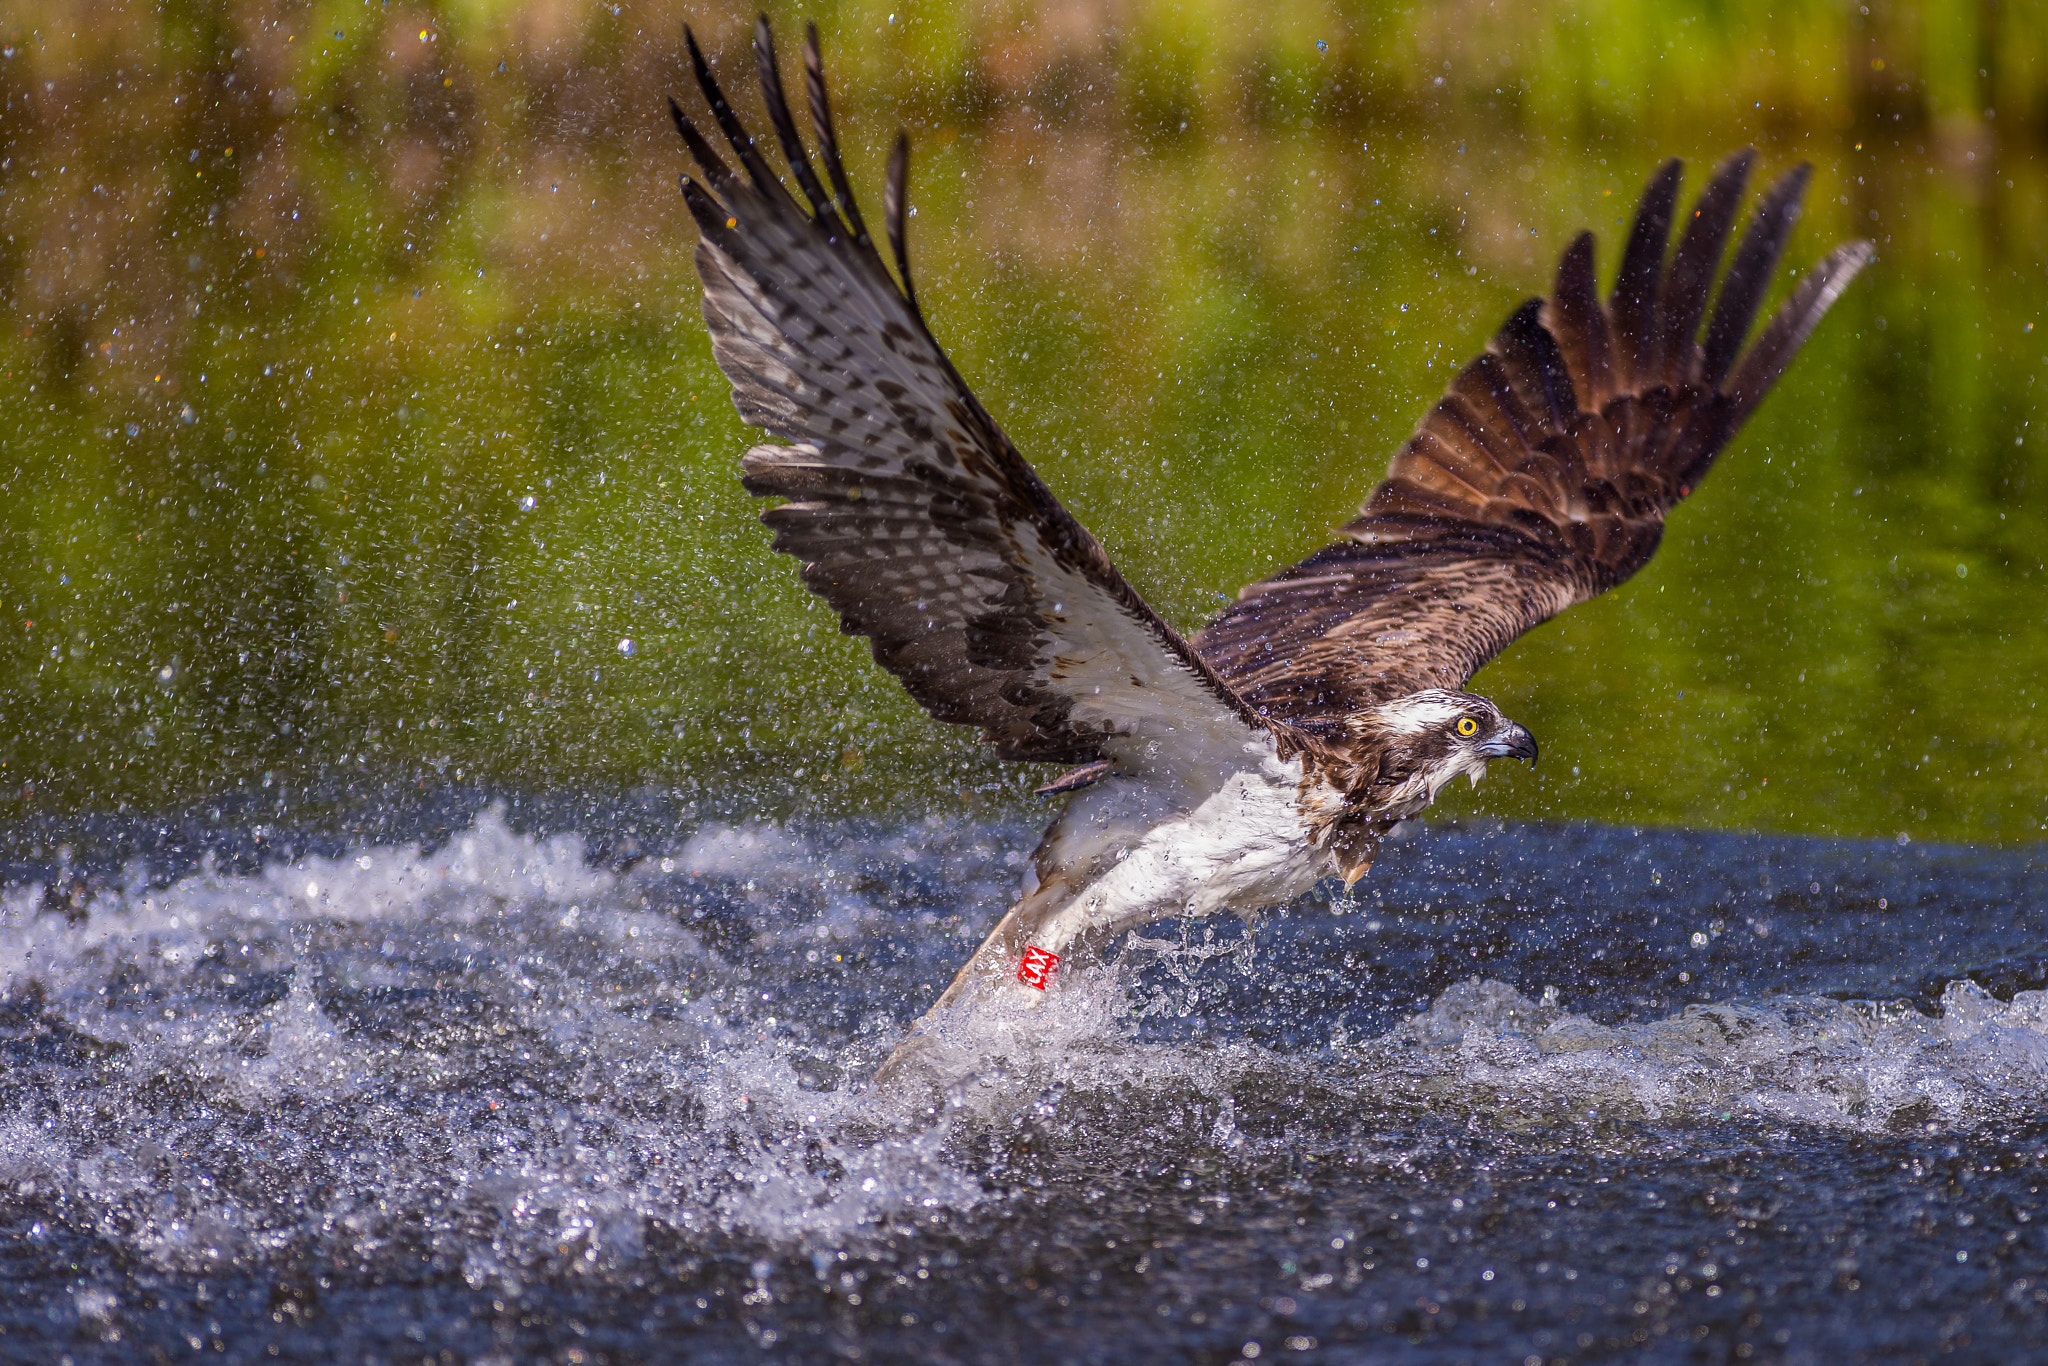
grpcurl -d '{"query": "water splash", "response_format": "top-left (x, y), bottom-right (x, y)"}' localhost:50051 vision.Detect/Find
top-left (1, 807), bottom-right (2044, 1291)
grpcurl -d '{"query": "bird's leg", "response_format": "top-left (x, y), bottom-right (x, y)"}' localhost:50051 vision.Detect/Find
top-left (923, 900), bottom-right (1036, 1015)
top-left (869, 871), bottom-right (1088, 1088)
top-left (867, 772), bottom-right (1290, 1089)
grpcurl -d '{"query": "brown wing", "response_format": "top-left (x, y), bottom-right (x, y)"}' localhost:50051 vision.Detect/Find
top-left (1194, 152), bottom-right (1872, 727)
top-left (672, 20), bottom-right (1265, 769)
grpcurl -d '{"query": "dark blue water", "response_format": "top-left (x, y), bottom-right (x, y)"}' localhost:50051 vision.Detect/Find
top-left (1, 800), bottom-right (2044, 1364)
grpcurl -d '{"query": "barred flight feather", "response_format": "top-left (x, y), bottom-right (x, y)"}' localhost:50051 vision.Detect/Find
top-left (672, 17), bottom-right (1266, 769)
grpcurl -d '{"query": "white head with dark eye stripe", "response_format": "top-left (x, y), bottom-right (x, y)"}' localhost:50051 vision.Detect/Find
top-left (1347, 688), bottom-right (1539, 818)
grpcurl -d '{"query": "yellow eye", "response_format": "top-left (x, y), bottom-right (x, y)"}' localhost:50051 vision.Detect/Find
top-left (1456, 716), bottom-right (1480, 737)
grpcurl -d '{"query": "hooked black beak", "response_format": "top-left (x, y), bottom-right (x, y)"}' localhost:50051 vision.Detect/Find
top-left (1477, 722), bottom-right (1539, 765)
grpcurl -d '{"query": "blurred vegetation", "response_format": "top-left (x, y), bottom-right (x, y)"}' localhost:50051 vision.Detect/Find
top-left (0, 0), bottom-right (2044, 842)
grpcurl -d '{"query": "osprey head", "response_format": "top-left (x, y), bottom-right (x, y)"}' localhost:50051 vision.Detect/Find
top-left (1346, 687), bottom-right (1539, 821)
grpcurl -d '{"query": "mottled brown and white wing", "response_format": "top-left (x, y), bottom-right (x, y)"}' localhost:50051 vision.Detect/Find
top-left (1194, 152), bottom-right (1872, 727)
top-left (673, 20), bottom-right (1266, 771)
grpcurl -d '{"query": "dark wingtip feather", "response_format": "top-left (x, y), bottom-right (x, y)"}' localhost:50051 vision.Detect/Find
top-left (1556, 230), bottom-right (1596, 295)
top-left (803, 20), bottom-right (871, 245)
top-left (668, 93), bottom-right (736, 189)
top-left (753, 13), bottom-right (839, 227)
top-left (884, 132), bottom-right (922, 320)
top-left (1724, 238), bottom-right (1873, 422)
top-left (1700, 161), bottom-right (1813, 387)
top-left (685, 24), bottom-right (764, 177)
top-left (1547, 230), bottom-right (1612, 409)
top-left (1610, 158), bottom-right (1683, 386)
top-left (679, 174), bottom-right (741, 253)
top-left (1655, 147), bottom-right (1755, 384)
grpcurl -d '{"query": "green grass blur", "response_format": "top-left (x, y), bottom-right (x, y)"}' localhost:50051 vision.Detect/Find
top-left (0, 0), bottom-right (2044, 841)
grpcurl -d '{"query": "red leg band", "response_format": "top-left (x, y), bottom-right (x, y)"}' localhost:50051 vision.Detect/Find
top-left (1017, 945), bottom-right (1059, 990)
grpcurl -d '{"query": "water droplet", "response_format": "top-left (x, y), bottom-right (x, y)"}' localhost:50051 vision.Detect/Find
top-left (617, 638), bottom-right (636, 657)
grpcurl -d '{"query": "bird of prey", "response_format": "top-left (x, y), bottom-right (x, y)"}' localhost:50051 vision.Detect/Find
top-left (667, 20), bottom-right (1871, 1064)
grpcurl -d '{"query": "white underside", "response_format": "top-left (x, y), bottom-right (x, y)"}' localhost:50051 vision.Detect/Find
top-left (878, 735), bottom-right (1352, 1078)
top-left (1024, 733), bottom-right (1341, 961)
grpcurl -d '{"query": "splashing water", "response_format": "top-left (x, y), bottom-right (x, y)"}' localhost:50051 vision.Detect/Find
top-left (1, 807), bottom-right (2044, 1359)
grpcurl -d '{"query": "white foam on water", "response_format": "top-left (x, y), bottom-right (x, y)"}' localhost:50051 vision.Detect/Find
top-left (0, 810), bottom-right (991, 1270)
top-left (671, 821), bottom-right (811, 879)
top-left (2, 809), bottom-right (2044, 1276)
top-left (1023, 972), bottom-right (2048, 1145)
top-left (1341, 976), bottom-right (2048, 1132)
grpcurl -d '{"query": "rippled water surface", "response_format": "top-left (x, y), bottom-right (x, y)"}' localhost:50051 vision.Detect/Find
top-left (2, 803), bottom-right (2044, 1363)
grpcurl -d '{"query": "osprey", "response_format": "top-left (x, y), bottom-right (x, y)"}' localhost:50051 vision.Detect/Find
top-left (668, 21), bottom-right (1871, 1070)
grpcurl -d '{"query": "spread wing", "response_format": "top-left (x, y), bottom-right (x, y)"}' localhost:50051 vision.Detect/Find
top-left (1194, 152), bottom-right (1872, 727)
top-left (672, 20), bottom-right (1266, 769)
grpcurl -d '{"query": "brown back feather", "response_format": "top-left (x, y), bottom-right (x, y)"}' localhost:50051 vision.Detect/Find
top-left (1195, 153), bottom-right (1872, 727)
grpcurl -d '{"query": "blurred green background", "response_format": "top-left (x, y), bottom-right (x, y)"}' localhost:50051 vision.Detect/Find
top-left (0, 0), bottom-right (2043, 841)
